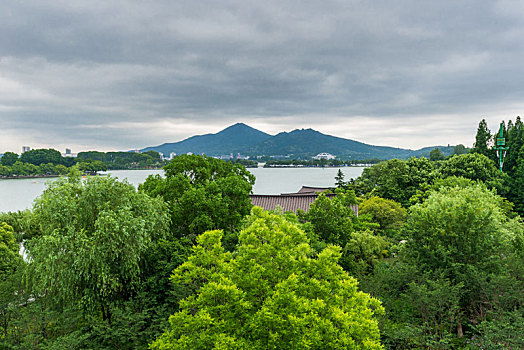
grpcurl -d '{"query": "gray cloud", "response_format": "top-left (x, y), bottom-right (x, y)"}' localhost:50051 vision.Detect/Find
top-left (1, 0), bottom-right (524, 152)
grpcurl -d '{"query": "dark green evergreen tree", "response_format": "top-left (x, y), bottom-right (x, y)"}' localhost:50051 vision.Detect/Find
top-left (471, 119), bottom-right (496, 162)
top-left (335, 169), bottom-right (346, 188)
top-left (504, 116), bottom-right (523, 175)
top-left (512, 145), bottom-right (524, 215)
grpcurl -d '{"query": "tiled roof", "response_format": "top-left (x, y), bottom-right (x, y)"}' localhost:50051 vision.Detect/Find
top-left (297, 186), bottom-right (332, 194)
top-left (250, 194), bottom-right (334, 213)
top-left (250, 193), bottom-right (358, 215)
top-left (250, 185), bottom-right (357, 214)
top-left (281, 186), bottom-right (333, 196)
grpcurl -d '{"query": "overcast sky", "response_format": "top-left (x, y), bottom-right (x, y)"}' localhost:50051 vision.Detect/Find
top-left (1, 0), bottom-right (523, 153)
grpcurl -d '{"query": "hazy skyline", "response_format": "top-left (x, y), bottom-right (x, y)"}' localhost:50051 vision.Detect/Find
top-left (1, 1), bottom-right (523, 153)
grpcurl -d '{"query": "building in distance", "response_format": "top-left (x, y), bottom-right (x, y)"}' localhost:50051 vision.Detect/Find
top-left (313, 153), bottom-right (335, 160)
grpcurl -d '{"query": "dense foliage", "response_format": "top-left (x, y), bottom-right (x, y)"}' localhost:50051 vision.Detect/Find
top-left (77, 150), bottom-right (163, 170)
top-left (0, 149), bottom-right (166, 178)
top-left (152, 209), bottom-right (384, 350)
top-left (140, 154), bottom-right (255, 241)
top-left (28, 173), bottom-right (169, 322)
top-left (1, 118), bottom-right (524, 348)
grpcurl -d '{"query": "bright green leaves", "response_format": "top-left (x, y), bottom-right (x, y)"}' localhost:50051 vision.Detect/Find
top-left (0, 222), bottom-right (19, 279)
top-left (27, 175), bottom-right (169, 320)
top-left (351, 157), bottom-right (435, 207)
top-left (140, 155), bottom-right (254, 240)
top-left (404, 185), bottom-right (510, 275)
top-left (152, 208), bottom-right (384, 350)
top-left (302, 192), bottom-right (356, 246)
top-left (359, 196), bottom-right (407, 233)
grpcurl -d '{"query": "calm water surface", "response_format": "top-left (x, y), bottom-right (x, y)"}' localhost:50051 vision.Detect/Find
top-left (0, 167), bottom-right (365, 213)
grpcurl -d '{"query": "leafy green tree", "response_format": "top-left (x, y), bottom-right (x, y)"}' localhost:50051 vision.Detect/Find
top-left (340, 230), bottom-right (389, 277)
top-left (471, 119), bottom-right (496, 162)
top-left (299, 191), bottom-right (385, 276)
top-left (301, 192), bottom-right (357, 246)
top-left (27, 173), bottom-right (169, 323)
top-left (359, 196), bottom-right (407, 233)
top-left (77, 160), bottom-right (107, 174)
top-left (0, 222), bottom-right (24, 341)
top-left (10, 161), bottom-right (38, 175)
top-left (504, 116), bottom-right (524, 174)
top-left (152, 208), bottom-right (384, 349)
top-left (409, 176), bottom-right (478, 205)
top-left (429, 148), bottom-right (446, 161)
top-left (400, 278), bottom-right (463, 346)
top-left (0, 222), bottom-right (19, 280)
top-left (140, 154), bottom-right (255, 240)
top-left (471, 309), bottom-right (524, 349)
top-left (335, 169), bottom-right (346, 188)
top-left (54, 164), bottom-right (69, 175)
top-left (38, 162), bottom-right (57, 174)
top-left (437, 153), bottom-right (507, 193)
top-left (511, 145), bottom-right (524, 215)
top-left (20, 148), bottom-right (63, 165)
top-left (0, 152), bottom-right (19, 167)
top-left (0, 165), bottom-right (11, 177)
top-left (403, 184), bottom-right (522, 335)
top-left (351, 157), bottom-right (435, 207)
top-left (452, 144), bottom-right (468, 155)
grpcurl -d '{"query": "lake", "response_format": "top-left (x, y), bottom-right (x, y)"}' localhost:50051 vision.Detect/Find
top-left (0, 167), bottom-right (365, 213)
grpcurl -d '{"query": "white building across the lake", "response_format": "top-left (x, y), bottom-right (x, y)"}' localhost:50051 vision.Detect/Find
top-left (312, 153), bottom-right (335, 160)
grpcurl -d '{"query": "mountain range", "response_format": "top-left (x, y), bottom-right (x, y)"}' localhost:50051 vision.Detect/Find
top-left (140, 123), bottom-right (454, 160)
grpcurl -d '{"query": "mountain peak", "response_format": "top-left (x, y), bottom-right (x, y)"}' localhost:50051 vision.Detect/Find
top-left (220, 122), bottom-right (258, 133)
top-left (140, 123), bottom-right (455, 160)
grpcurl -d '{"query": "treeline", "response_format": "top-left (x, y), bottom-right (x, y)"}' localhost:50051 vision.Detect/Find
top-left (263, 158), bottom-right (384, 167)
top-left (0, 149), bottom-right (74, 177)
top-left (77, 150), bottom-right (163, 170)
top-left (225, 158), bottom-right (258, 167)
top-left (0, 117), bottom-right (522, 348)
top-left (262, 145), bottom-right (469, 167)
top-left (0, 149), bottom-right (165, 177)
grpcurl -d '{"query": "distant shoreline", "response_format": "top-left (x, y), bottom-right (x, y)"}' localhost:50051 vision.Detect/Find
top-left (261, 164), bottom-right (370, 168)
top-left (0, 174), bottom-right (61, 180)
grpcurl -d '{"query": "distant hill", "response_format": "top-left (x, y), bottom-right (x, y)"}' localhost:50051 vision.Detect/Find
top-left (248, 128), bottom-right (405, 159)
top-left (141, 123), bottom-right (271, 156)
top-left (141, 123), bottom-right (455, 160)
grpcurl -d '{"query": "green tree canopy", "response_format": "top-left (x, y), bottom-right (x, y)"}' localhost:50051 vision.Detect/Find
top-left (0, 222), bottom-right (19, 279)
top-left (471, 119), bottom-right (496, 162)
top-left (437, 153), bottom-right (506, 193)
top-left (301, 191), bottom-right (358, 246)
top-left (334, 169), bottom-right (346, 188)
top-left (511, 145), bottom-right (524, 215)
top-left (429, 148), bottom-right (445, 161)
top-left (403, 184), bottom-right (523, 332)
top-left (0, 152), bottom-right (19, 167)
top-left (152, 208), bottom-right (384, 350)
top-left (503, 116), bottom-right (524, 175)
top-left (359, 196), bottom-right (407, 232)
top-left (27, 173), bottom-right (169, 322)
top-left (351, 157), bottom-right (435, 207)
top-left (452, 144), bottom-right (468, 155)
top-left (140, 154), bottom-right (255, 240)
top-left (20, 148), bottom-right (63, 165)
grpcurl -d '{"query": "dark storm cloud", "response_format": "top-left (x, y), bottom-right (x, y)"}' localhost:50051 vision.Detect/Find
top-left (1, 0), bottom-right (524, 152)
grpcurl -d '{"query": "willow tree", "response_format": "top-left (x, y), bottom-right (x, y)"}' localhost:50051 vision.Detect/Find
top-left (27, 173), bottom-right (169, 323)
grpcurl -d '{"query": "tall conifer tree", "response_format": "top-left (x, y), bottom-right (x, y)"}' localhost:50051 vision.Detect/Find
top-left (471, 119), bottom-right (496, 162)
